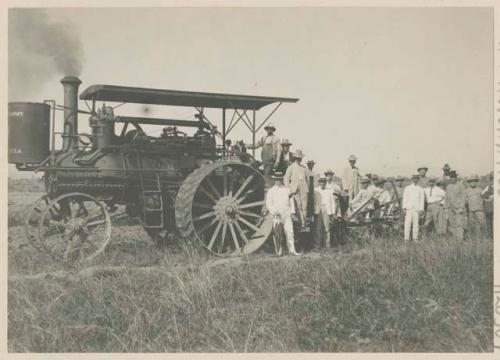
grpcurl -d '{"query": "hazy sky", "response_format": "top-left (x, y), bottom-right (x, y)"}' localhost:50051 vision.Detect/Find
top-left (8, 7), bottom-right (493, 178)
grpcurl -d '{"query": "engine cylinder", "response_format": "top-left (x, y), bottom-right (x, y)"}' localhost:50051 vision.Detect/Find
top-left (8, 102), bottom-right (50, 164)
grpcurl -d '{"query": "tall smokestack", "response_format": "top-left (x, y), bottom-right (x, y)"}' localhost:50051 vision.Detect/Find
top-left (61, 76), bottom-right (81, 151)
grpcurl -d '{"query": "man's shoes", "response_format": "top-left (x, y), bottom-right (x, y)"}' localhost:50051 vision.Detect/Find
top-left (290, 251), bottom-right (302, 256)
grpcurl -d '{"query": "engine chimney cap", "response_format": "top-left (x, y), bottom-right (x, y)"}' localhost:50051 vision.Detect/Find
top-left (61, 76), bottom-right (82, 85)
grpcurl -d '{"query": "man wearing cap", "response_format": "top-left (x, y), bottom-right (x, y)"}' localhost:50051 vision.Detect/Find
top-left (424, 178), bottom-right (446, 235)
top-left (284, 149), bottom-right (310, 229)
top-left (313, 177), bottom-right (334, 250)
top-left (246, 122), bottom-right (281, 176)
top-left (266, 172), bottom-right (301, 256)
top-left (341, 155), bottom-right (361, 216)
top-left (466, 177), bottom-right (487, 237)
top-left (481, 172), bottom-right (494, 238)
top-left (444, 171), bottom-right (466, 241)
top-left (402, 175), bottom-right (425, 241)
top-left (275, 139), bottom-right (293, 173)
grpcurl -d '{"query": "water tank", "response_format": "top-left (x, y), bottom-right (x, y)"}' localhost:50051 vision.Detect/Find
top-left (8, 102), bottom-right (50, 164)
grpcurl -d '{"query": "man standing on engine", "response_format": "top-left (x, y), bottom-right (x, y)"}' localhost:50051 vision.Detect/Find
top-left (246, 122), bottom-right (281, 176)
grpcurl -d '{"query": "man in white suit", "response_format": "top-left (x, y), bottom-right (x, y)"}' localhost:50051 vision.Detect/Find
top-left (402, 175), bottom-right (425, 241)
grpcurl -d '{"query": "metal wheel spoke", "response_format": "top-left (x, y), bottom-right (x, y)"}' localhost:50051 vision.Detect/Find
top-left (207, 221), bottom-right (223, 250)
top-left (86, 219), bottom-right (106, 228)
top-left (234, 222), bottom-right (249, 244)
top-left (238, 200), bottom-right (265, 210)
top-left (193, 202), bottom-right (214, 210)
top-left (199, 185), bottom-right (219, 203)
top-left (218, 223), bottom-right (228, 252)
top-left (239, 211), bottom-right (262, 220)
top-left (197, 217), bottom-right (218, 235)
top-left (236, 189), bottom-right (257, 204)
top-left (238, 216), bottom-right (260, 233)
top-left (229, 223), bottom-right (240, 250)
top-left (193, 211), bottom-right (216, 222)
top-left (223, 167), bottom-right (228, 196)
top-left (205, 177), bottom-right (222, 198)
top-left (234, 174), bottom-right (255, 199)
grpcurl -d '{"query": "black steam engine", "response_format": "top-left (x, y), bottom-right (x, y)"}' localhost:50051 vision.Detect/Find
top-left (9, 77), bottom-right (298, 263)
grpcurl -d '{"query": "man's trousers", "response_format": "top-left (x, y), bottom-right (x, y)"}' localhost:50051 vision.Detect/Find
top-left (404, 209), bottom-right (420, 240)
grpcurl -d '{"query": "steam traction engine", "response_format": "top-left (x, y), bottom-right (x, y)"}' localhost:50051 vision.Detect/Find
top-left (9, 77), bottom-right (298, 263)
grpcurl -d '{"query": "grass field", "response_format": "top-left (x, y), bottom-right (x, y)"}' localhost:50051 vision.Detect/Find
top-left (7, 190), bottom-right (493, 352)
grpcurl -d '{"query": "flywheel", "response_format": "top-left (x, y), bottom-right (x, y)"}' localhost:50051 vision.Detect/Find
top-left (175, 160), bottom-right (272, 257)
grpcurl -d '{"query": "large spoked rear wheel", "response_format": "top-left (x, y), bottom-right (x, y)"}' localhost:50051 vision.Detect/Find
top-left (24, 195), bottom-right (53, 252)
top-left (38, 192), bottom-right (112, 265)
top-left (175, 161), bottom-right (272, 257)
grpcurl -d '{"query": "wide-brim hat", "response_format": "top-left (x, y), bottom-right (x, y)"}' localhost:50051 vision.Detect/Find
top-left (348, 154), bottom-right (357, 161)
top-left (281, 139), bottom-right (292, 146)
top-left (360, 177), bottom-right (370, 183)
top-left (417, 166), bottom-right (428, 172)
top-left (306, 160), bottom-right (315, 164)
top-left (264, 122), bottom-right (276, 130)
top-left (292, 149), bottom-right (304, 158)
top-left (467, 177), bottom-right (479, 182)
top-left (318, 176), bottom-right (327, 183)
top-left (324, 169), bottom-right (335, 175)
top-left (442, 163), bottom-right (451, 170)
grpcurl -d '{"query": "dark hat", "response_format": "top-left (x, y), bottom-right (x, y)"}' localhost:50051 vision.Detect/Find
top-left (365, 173), bottom-right (373, 179)
top-left (411, 175), bottom-right (420, 180)
top-left (318, 176), bottom-right (327, 183)
top-left (436, 180), bottom-right (444, 185)
top-left (417, 166), bottom-right (428, 172)
top-left (360, 177), bottom-right (370, 184)
top-left (324, 169), bottom-right (334, 175)
top-left (272, 172), bottom-right (284, 180)
top-left (443, 163), bottom-right (451, 170)
top-left (306, 160), bottom-right (315, 164)
top-left (348, 154), bottom-right (357, 161)
top-left (467, 177), bottom-right (479, 183)
top-left (375, 178), bottom-right (386, 185)
top-left (428, 178), bottom-right (436, 183)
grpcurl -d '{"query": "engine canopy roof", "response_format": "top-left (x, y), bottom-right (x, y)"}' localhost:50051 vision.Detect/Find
top-left (80, 84), bottom-right (299, 110)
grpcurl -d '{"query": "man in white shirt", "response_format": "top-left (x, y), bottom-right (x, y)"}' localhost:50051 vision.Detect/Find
top-left (265, 172), bottom-right (301, 256)
top-left (402, 175), bottom-right (425, 241)
top-left (424, 178), bottom-right (446, 235)
top-left (325, 169), bottom-right (342, 217)
top-left (313, 177), bottom-right (334, 250)
top-left (341, 155), bottom-right (361, 215)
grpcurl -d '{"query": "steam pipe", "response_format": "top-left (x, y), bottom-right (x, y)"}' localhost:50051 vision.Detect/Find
top-left (61, 76), bottom-right (81, 151)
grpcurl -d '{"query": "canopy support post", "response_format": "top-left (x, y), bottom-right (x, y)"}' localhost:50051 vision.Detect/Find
top-left (222, 108), bottom-right (226, 153)
top-left (252, 110), bottom-right (256, 158)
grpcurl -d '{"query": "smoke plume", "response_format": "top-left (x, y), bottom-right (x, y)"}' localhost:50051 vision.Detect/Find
top-left (8, 9), bottom-right (84, 101)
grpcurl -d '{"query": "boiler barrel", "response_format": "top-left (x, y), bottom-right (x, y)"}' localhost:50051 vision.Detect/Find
top-left (8, 102), bottom-right (50, 164)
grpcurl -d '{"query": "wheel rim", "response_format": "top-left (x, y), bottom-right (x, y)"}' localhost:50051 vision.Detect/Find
top-left (176, 161), bottom-right (272, 257)
top-left (24, 195), bottom-right (52, 252)
top-left (38, 192), bottom-right (111, 264)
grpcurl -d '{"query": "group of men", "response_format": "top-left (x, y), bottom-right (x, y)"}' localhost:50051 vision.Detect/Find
top-left (251, 123), bottom-right (494, 255)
